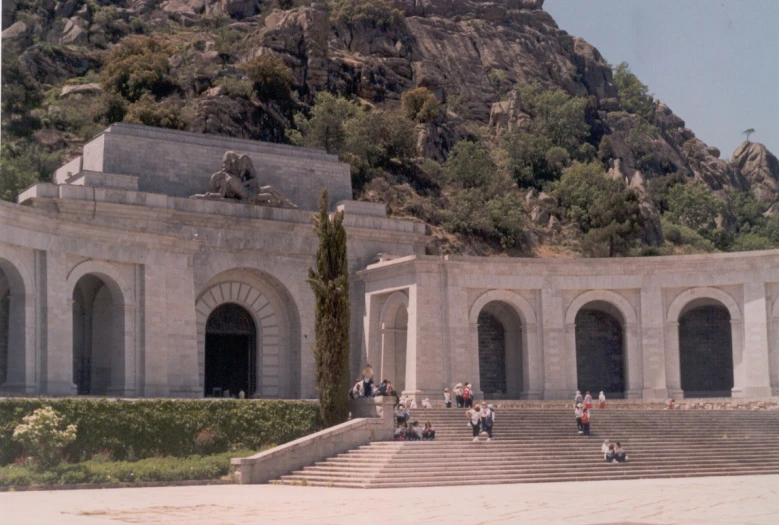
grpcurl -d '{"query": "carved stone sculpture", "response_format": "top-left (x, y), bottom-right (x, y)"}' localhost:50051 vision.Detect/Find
top-left (192, 151), bottom-right (298, 209)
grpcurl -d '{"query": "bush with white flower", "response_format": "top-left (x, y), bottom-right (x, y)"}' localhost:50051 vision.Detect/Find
top-left (12, 406), bottom-right (77, 470)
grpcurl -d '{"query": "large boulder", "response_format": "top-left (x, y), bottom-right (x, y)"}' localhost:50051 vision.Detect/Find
top-left (60, 17), bottom-right (88, 45)
top-left (733, 141), bottom-right (779, 204)
top-left (19, 44), bottom-right (100, 84)
top-left (59, 83), bottom-right (103, 98)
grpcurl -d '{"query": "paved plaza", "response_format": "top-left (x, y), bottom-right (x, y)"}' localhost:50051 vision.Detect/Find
top-left (2, 475), bottom-right (777, 525)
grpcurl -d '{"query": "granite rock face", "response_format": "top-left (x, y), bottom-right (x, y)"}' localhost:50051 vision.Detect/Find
top-left (733, 141), bottom-right (779, 205)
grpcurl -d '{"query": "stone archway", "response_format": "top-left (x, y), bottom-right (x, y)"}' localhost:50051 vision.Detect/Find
top-left (665, 287), bottom-right (742, 398)
top-left (0, 251), bottom-right (35, 394)
top-left (196, 272), bottom-right (299, 398)
top-left (468, 290), bottom-right (541, 399)
top-left (565, 290), bottom-right (641, 399)
top-left (204, 303), bottom-right (257, 397)
top-left (574, 301), bottom-right (626, 397)
top-left (71, 274), bottom-right (127, 396)
top-left (378, 291), bottom-right (409, 393)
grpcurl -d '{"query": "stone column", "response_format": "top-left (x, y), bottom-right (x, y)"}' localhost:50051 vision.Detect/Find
top-left (165, 255), bottom-right (200, 398)
top-left (730, 318), bottom-right (747, 397)
top-left (664, 321), bottom-right (683, 399)
top-left (43, 251), bottom-right (77, 395)
top-left (522, 322), bottom-right (542, 399)
top-left (108, 302), bottom-right (136, 397)
top-left (142, 258), bottom-right (169, 397)
top-left (541, 287), bottom-right (567, 399)
top-left (624, 322), bottom-right (643, 399)
top-left (738, 282), bottom-right (772, 397)
top-left (639, 285), bottom-right (668, 399)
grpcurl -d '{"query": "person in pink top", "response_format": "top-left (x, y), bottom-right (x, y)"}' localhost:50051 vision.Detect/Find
top-left (584, 391), bottom-right (593, 409)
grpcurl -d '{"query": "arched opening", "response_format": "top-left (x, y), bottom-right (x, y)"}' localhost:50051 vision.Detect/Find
top-left (0, 267), bottom-right (9, 386)
top-left (205, 303), bottom-right (257, 398)
top-left (72, 274), bottom-right (125, 395)
top-left (380, 296), bottom-right (408, 393)
top-left (679, 298), bottom-right (733, 397)
top-left (477, 301), bottom-right (523, 399)
top-left (575, 300), bottom-right (626, 398)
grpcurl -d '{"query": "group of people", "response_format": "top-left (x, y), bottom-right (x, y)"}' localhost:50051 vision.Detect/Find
top-left (444, 382), bottom-right (475, 408)
top-left (394, 420), bottom-right (436, 441)
top-left (350, 364), bottom-right (399, 399)
top-left (466, 402), bottom-right (496, 442)
top-left (601, 440), bottom-right (628, 463)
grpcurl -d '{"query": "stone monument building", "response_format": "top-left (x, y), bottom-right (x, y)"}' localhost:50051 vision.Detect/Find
top-left (0, 124), bottom-right (778, 400)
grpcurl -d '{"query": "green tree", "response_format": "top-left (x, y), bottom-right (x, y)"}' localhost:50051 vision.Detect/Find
top-left (291, 93), bottom-right (359, 154)
top-left (401, 87), bottom-right (440, 123)
top-left (244, 54), bottom-right (294, 104)
top-left (666, 182), bottom-right (722, 230)
top-left (0, 139), bottom-right (61, 201)
top-left (613, 62), bottom-right (653, 119)
top-left (124, 94), bottom-right (189, 130)
top-left (502, 82), bottom-right (590, 188)
top-left (307, 190), bottom-right (350, 427)
top-left (444, 140), bottom-right (494, 189)
top-left (552, 162), bottom-right (645, 257)
top-left (646, 172), bottom-right (685, 213)
top-left (101, 36), bottom-right (176, 102)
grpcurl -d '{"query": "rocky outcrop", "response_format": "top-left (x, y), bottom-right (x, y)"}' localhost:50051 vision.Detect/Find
top-left (733, 141), bottom-right (779, 205)
top-left (19, 44), bottom-right (100, 85)
top-left (59, 83), bottom-right (103, 98)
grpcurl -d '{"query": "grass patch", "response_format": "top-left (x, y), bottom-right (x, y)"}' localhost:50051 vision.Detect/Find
top-left (0, 448), bottom-right (260, 487)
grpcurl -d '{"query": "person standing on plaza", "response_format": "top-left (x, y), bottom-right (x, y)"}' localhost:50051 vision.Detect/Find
top-left (584, 391), bottom-right (593, 410)
top-left (362, 364), bottom-right (374, 397)
top-left (598, 391), bottom-right (606, 409)
top-left (575, 403), bottom-right (584, 434)
top-left (444, 388), bottom-right (452, 408)
top-left (574, 390), bottom-right (583, 408)
top-left (454, 383), bottom-right (464, 408)
top-left (581, 407), bottom-right (591, 436)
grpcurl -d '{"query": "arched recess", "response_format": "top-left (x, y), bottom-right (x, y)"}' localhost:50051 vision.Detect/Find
top-left (378, 291), bottom-right (409, 393)
top-left (204, 303), bottom-right (257, 397)
top-left (195, 268), bottom-right (300, 399)
top-left (66, 260), bottom-right (135, 397)
top-left (574, 301), bottom-right (626, 397)
top-left (665, 287), bottom-right (742, 398)
top-left (468, 290), bottom-right (541, 399)
top-left (70, 274), bottom-right (127, 396)
top-left (0, 250), bottom-right (36, 393)
top-left (565, 290), bottom-right (642, 398)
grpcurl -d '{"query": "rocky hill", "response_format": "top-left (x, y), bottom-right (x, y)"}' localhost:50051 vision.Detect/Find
top-left (2, 0), bottom-right (778, 256)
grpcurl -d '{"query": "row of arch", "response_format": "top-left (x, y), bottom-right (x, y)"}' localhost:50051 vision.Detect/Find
top-left (376, 288), bottom-right (743, 400)
top-left (0, 252), bottom-right (300, 398)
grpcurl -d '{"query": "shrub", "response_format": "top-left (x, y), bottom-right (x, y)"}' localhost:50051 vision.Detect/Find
top-left (291, 92), bottom-right (360, 153)
top-left (328, 0), bottom-right (403, 30)
top-left (444, 140), bottom-right (495, 189)
top-left (613, 62), bottom-right (654, 120)
top-left (0, 399), bottom-right (322, 465)
top-left (215, 77), bottom-right (253, 100)
top-left (101, 36), bottom-right (177, 102)
top-left (12, 407), bottom-right (77, 470)
top-left (125, 94), bottom-right (190, 130)
top-left (401, 87), bottom-right (439, 123)
top-left (244, 54), bottom-right (294, 103)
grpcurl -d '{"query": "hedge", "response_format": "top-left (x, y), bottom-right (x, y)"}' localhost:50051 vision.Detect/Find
top-left (0, 399), bottom-right (322, 465)
top-left (0, 448), bottom-right (256, 486)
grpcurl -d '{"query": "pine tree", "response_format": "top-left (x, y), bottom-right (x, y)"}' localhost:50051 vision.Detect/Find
top-left (307, 189), bottom-right (351, 426)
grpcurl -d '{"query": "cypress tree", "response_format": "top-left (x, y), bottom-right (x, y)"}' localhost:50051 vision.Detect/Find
top-left (307, 189), bottom-right (350, 426)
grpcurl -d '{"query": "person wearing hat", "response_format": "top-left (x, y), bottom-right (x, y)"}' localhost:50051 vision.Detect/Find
top-left (480, 403), bottom-right (495, 441)
top-left (453, 383), bottom-right (464, 408)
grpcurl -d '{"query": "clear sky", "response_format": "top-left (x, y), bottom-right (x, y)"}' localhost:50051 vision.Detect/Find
top-left (544, 0), bottom-right (778, 159)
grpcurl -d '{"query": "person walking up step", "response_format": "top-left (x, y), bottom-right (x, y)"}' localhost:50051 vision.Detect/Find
top-left (468, 406), bottom-right (482, 442)
top-left (581, 407), bottom-right (591, 436)
top-left (454, 383), bottom-right (464, 408)
top-left (584, 391), bottom-right (593, 410)
top-left (574, 390), bottom-right (583, 408)
top-left (598, 391), bottom-right (606, 409)
top-left (575, 403), bottom-right (584, 435)
top-left (463, 383), bottom-right (473, 408)
top-left (481, 403), bottom-right (495, 441)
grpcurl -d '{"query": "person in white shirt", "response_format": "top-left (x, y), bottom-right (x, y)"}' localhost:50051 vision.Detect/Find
top-left (574, 403), bottom-right (584, 434)
top-left (574, 390), bottom-right (583, 407)
top-left (454, 383), bottom-right (464, 408)
top-left (362, 364), bottom-right (374, 396)
top-left (598, 391), bottom-right (606, 409)
top-left (601, 439), bottom-right (610, 459)
top-left (468, 406), bottom-right (482, 442)
top-left (444, 388), bottom-right (452, 408)
top-left (409, 398), bottom-right (418, 409)
top-left (421, 398), bottom-right (432, 409)
top-left (480, 403), bottom-right (495, 441)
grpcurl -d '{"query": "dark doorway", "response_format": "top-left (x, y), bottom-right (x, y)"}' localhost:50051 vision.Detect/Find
top-left (205, 303), bottom-right (256, 397)
top-left (478, 310), bottom-right (507, 397)
top-left (679, 303), bottom-right (733, 397)
top-left (575, 302), bottom-right (625, 397)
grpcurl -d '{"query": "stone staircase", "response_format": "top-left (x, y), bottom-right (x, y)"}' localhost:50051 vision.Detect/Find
top-left (275, 407), bottom-right (779, 488)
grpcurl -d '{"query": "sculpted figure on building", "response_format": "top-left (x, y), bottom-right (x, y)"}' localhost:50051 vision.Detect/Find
top-left (197, 150), bottom-right (298, 209)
